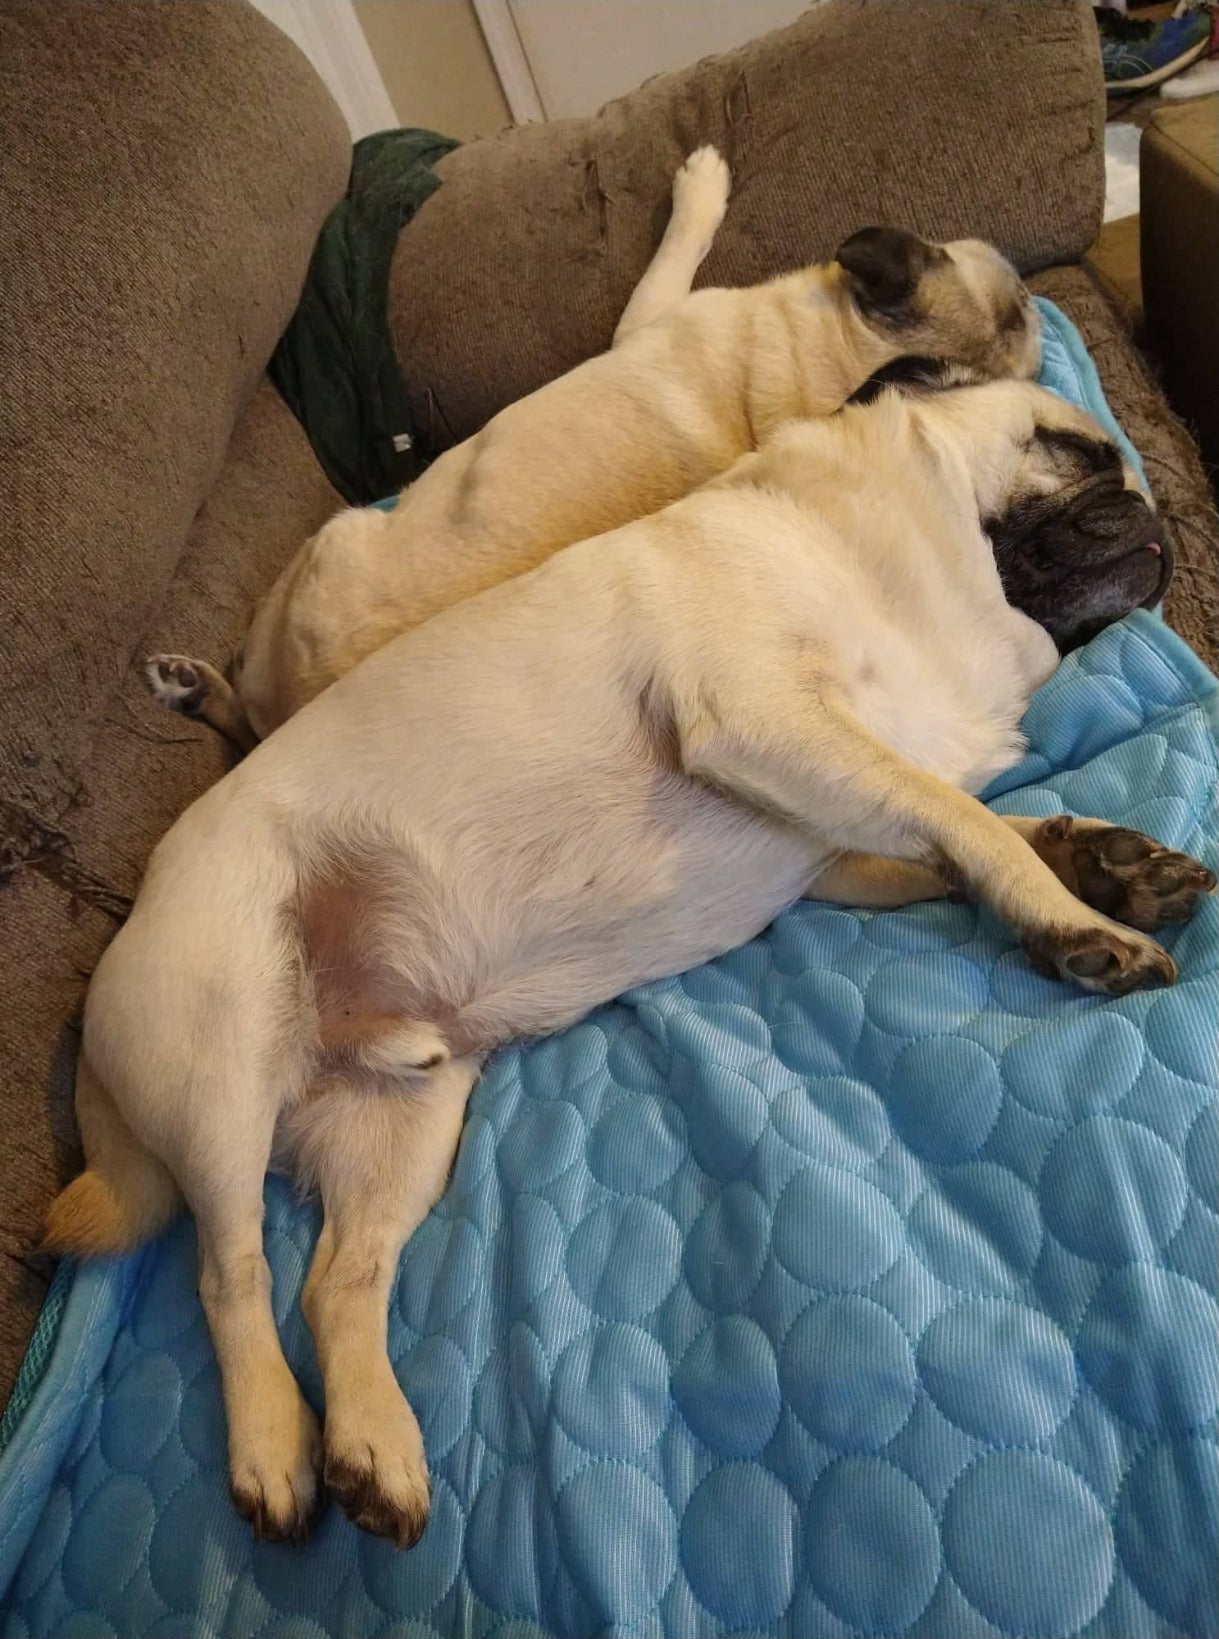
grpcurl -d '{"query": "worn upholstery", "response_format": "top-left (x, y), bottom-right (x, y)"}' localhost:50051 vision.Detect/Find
top-left (388, 0), bottom-right (1106, 445)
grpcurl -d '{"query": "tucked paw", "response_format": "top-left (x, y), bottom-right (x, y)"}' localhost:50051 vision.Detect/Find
top-left (672, 145), bottom-right (730, 243)
top-left (1025, 920), bottom-right (1177, 995)
top-left (144, 653), bottom-right (209, 717)
top-left (324, 1401), bottom-right (430, 1548)
top-left (230, 1392), bottom-right (324, 1544)
top-left (1033, 815), bottom-right (1216, 933)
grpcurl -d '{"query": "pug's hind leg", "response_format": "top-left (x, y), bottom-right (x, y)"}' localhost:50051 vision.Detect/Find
top-left (805, 852), bottom-right (950, 907)
top-left (295, 1059), bottom-right (478, 1547)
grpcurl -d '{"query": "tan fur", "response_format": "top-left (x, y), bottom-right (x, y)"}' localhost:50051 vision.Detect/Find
top-left (44, 1174), bottom-right (137, 1256)
top-left (70, 378), bottom-right (1211, 1553)
top-left (44, 1057), bottom-right (180, 1255)
top-left (147, 152), bottom-right (1040, 744)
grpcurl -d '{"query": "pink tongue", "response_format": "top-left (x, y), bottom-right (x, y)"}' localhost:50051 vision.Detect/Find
top-left (1147, 542), bottom-right (1162, 556)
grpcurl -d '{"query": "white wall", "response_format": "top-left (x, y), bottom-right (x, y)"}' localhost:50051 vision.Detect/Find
top-left (247, 0), bottom-right (399, 139)
top-left (356, 0), bottom-right (511, 138)
top-left (502, 0), bottom-right (812, 119)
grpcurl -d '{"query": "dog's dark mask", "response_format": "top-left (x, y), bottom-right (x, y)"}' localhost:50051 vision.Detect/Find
top-left (985, 439), bottom-right (1171, 652)
top-left (847, 356), bottom-right (953, 405)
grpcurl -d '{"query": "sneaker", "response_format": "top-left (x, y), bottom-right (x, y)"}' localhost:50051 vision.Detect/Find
top-left (1100, 5), bottom-right (1214, 92)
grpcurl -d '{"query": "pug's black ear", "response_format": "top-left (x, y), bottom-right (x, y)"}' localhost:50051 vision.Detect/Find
top-left (836, 227), bottom-right (944, 317)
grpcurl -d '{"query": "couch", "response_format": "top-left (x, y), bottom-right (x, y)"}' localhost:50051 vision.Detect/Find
top-left (2, 0), bottom-right (1217, 1407)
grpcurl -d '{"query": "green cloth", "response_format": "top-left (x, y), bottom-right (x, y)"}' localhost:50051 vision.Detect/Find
top-left (269, 126), bottom-right (459, 507)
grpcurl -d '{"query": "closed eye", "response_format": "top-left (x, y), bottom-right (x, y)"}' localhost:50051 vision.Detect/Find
top-left (1035, 427), bottom-right (1122, 476)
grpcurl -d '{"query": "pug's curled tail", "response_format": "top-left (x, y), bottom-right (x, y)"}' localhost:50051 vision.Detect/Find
top-left (43, 1058), bottom-right (181, 1257)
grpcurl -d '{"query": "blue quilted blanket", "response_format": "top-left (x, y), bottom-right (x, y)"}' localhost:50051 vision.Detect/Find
top-left (2, 302), bottom-right (1217, 1639)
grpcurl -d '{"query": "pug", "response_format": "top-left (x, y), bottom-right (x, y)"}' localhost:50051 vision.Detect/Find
top-left (146, 147), bottom-right (1040, 748)
top-left (49, 378), bottom-right (1212, 1552)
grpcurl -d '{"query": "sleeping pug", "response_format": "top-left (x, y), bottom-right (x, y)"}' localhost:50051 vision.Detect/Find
top-left (49, 378), bottom-right (1212, 1552)
top-left (146, 147), bottom-right (1040, 749)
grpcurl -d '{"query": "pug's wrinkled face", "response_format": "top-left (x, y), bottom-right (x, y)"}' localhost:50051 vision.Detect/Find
top-left (984, 397), bottom-right (1171, 652)
top-left (836, 227), bottom-right (1041, 390)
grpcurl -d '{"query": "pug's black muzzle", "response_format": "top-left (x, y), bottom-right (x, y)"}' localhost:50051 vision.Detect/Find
top-left (989, 474), bottom-right (1172, 653)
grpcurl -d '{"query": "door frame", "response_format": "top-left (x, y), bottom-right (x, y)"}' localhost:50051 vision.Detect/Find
top-left (471, 0), bottom-right (545, 122)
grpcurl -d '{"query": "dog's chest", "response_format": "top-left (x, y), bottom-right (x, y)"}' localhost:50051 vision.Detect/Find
top-left (834, 579), bottom-right (1053, 793)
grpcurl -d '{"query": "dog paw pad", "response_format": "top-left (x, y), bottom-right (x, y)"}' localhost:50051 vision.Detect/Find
top-left (144, 653), bottom-right (209, 716)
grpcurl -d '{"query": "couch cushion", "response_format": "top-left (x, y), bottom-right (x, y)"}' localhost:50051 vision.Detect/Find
top-left (0, 0), bottom-right (350, 866)
top-left (388, 0), bottom-right (1104, 444)
top-left (0, 379), bottom-right (341, 1405)
top-left (1029, 264), bottom-right (1219, 676)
